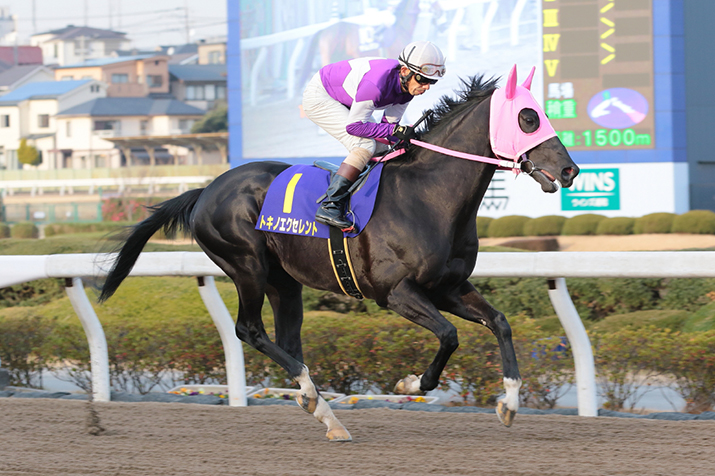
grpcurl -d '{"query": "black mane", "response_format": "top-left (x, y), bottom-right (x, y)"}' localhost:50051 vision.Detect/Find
top-left (420, 74), bottom-right (499, 137)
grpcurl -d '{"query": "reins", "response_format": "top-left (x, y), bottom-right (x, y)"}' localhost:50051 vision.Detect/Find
top-left (375, 138), bottom-right (528, 176)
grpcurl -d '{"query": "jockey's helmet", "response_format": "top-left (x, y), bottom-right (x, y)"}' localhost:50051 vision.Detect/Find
top-left (398, 41), bottom-right (446, 79)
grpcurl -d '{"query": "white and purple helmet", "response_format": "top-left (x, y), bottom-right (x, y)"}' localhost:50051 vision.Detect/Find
top-left (398, 41), bottom-right (446, 80)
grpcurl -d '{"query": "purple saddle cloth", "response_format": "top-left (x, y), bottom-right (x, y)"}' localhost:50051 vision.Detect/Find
top-left (256, 163), bottom-right (385, 239)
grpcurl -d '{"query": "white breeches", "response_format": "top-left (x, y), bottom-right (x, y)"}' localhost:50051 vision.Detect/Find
top-left (302, 73), bottom-right (387, 170)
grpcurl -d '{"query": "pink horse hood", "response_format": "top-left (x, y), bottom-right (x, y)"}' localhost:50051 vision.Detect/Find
top-left (489, 65), bottom-right (557, 160)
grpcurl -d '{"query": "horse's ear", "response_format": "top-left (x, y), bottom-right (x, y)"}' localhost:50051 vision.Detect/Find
top-left (505, 64), bottom-right (517, 100)
top-left (522, 66), bottom-right (535, 90)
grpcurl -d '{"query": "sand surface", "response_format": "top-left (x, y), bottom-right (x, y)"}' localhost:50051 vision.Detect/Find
top-left (1, 399), bottom-right (713, 476)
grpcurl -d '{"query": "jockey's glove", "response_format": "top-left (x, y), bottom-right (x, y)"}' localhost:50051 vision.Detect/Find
top-left (393, 124), bottom-right (417, 142)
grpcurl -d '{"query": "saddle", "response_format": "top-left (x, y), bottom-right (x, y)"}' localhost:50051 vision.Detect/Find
top-left (255, 161), bottom-right (386, 240)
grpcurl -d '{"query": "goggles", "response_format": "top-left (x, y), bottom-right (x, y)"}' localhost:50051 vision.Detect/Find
top-left (414, 73), bottom-right (438, 85)
top-left (416, 63), bottom-right (446, 77)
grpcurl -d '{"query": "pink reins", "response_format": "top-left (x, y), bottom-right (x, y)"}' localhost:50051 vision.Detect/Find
top-left (373, 138), bottom-right (524, 175)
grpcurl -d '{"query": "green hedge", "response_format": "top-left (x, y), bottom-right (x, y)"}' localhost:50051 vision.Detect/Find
top-left (10, 222), bottom-right (38, 239)
top-left (523, 215), bottom-right (567, 236)
top-left (476, 217), bottom-right (493, 238)
top-left (2, 308), bottom-right (714, 411)
top-left (596, 217), bottom-right (635, 235)
top-left (43, 222), bottom-right (131, 237)
top-left (561, 214), bottom-right (607, 236)
top-left (634, 213), bottom-right (676, 234)
top-left (671, 210), bottom-right (715, 234)
top-left (487, 215), bottom-right (531, 238)
top-left (0, 223), bottom-right (10, 238)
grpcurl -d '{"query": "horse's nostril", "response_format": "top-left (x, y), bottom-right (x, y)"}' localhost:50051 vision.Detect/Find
top-left (562, 167), bottom-right (577, 180)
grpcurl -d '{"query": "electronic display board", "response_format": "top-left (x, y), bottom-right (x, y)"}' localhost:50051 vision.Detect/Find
top-left (541, 0), bottom-right (655, 151)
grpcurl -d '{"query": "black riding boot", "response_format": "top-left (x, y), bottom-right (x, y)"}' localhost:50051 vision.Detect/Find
top-left (315, 163), bottom-right (361, 231)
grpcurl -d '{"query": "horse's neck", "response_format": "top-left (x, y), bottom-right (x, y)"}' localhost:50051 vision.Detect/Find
top-left (408, 101), bottom-right (495, 215)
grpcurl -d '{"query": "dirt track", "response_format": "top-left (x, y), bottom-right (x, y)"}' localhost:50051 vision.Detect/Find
top-left (1, 399), bottom-right (714, 476)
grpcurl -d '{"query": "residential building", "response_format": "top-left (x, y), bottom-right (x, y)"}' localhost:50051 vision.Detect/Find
top-left (0, 65), bottom-right (55, 94)
top-left (30, 25), bottom-right (130, 66)
top-left (55, 97), bottom-right (206, 168)
top-left (197, 41), bottom-right (226, 65)
top-left (0, 46), bottom-right (43, 69)
top-left (169, 64), bottom-right (227, 110)
top-left (0, 80), bottom-right (107, 170)
top-left (54, 55), bottom-right (170, 98)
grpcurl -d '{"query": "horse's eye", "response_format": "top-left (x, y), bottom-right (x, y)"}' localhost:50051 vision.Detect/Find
top-left (519, 108), bottom-right (540, 133)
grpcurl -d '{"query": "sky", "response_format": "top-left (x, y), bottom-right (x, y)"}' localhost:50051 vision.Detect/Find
top-left (7, 0), bottom-right (228, 49)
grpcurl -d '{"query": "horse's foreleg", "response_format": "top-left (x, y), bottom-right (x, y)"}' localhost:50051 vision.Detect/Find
top-left (436, 281), bottom-right (522, 427)
top-left (387, 279), bottom-right (459, 393)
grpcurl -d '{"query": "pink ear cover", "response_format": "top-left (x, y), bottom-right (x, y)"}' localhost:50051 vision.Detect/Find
top-left (489, 65), bottom-right (557, 160)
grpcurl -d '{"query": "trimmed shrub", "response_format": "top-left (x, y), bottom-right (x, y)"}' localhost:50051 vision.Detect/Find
top-left (10, 222), bottom-right (39, 239)
top-left (561, 214), bottom-right (606, 236)
top-left (634, 213), bottom-right (676, 234)
top-left (596, 217), bottom-right (635, 235)
top-left (42, 222), bottom-right (130, 237)
top-left (671, 210), bottom-right (715, 234)
top-left (0, 223), bottom-right (10, 238)
top-left (486, 215), bottom-right (530, 238)
top-left (476, 216), bottom-right (493, 238)
top-left (523, 215), bottom-right (566, 236)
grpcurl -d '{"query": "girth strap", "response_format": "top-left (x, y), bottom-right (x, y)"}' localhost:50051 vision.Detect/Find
top-left (328, 226), bottom-right (364, 300)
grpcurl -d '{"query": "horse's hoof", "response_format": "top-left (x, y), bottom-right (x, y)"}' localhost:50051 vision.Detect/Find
top-left (296, 393), bottom-right (319, 414)
top-left (327, 427), bottom-right (352, 442)
top-left (393, 374), bottom-right (421, 395)
top-left (496, 401), bottom-right (517, 428)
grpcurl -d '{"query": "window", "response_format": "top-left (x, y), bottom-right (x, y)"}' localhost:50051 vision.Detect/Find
top-left (147, 75), bottom-right (163, 88)
top-left (179, 119), bottom-right (194, 132)
top-left (66, 121), bottom-right (71, 138)
top-left (38, 114), bottom-right (50, 128)
top-left (111, 73), bottom-right (129, 84)
top-left (53, 44), bottom-right (58, 58)
top-left (217, 85), bottom-right (226, 100)
top-left (82, 75), bottom-right (93, 80)
top-left (90, 84), bottom-right (101, 93)
top-left (208, 51), bottom-right (222, 64)
top-left (205, 84), bottom-right (216, 101)
top-left (140, 120), bottom-right (148, 136)
top-left (1, 115), bottom-right (9, 128)
top-left (186, 85), bottom-right (205, 100)
top-left (93, 120), bottom-right (121, 136)
top-left (61, 75), bottom-right (74, 81)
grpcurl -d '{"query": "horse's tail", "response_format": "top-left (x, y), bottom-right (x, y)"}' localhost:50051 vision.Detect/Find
top-left (98, 188), bottom-right (204, 303)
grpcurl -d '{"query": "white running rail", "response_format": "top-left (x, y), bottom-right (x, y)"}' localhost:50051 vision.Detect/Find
top-left (3, 251), bottom-right (715, 414)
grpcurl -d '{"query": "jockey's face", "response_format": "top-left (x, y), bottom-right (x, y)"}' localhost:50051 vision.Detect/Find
top-left (400, 66), bottom-right (433, 96)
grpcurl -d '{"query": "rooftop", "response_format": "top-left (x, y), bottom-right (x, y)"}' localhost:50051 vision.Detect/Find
top-left (56, 54), bottom-right (159, 69)
top-left (57, 97), bottom-right (206, 117)
top-left (0, 65), bottom-right (50, 88)
top-left (169, 64), bottom-right (227, 82)
top-left (33, 25), bottom-right (127, 41)
top-left (0, 80), bottom-right (91, 103)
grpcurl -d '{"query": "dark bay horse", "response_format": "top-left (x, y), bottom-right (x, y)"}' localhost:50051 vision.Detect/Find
top-left (99, 71), bottom-right (579, 442)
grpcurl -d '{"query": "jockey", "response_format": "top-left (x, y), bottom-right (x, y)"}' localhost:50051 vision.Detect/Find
top-left (302, 40), bottom-right (446, 232)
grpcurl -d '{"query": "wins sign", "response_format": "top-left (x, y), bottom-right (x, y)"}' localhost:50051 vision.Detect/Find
top-left (562, 168), bottom-right (620, 211)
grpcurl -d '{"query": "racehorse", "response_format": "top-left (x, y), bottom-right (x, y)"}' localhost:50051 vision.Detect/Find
top-left (99, 67), bottom-right (579, 442)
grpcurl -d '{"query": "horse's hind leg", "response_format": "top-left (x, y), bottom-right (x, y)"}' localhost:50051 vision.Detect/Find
top-left (205, 249), bottom-right (351, 441)
top-left (435, 281), bottom-right (522, 427)
top-left (266, 264), bottom-right (304, 362)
